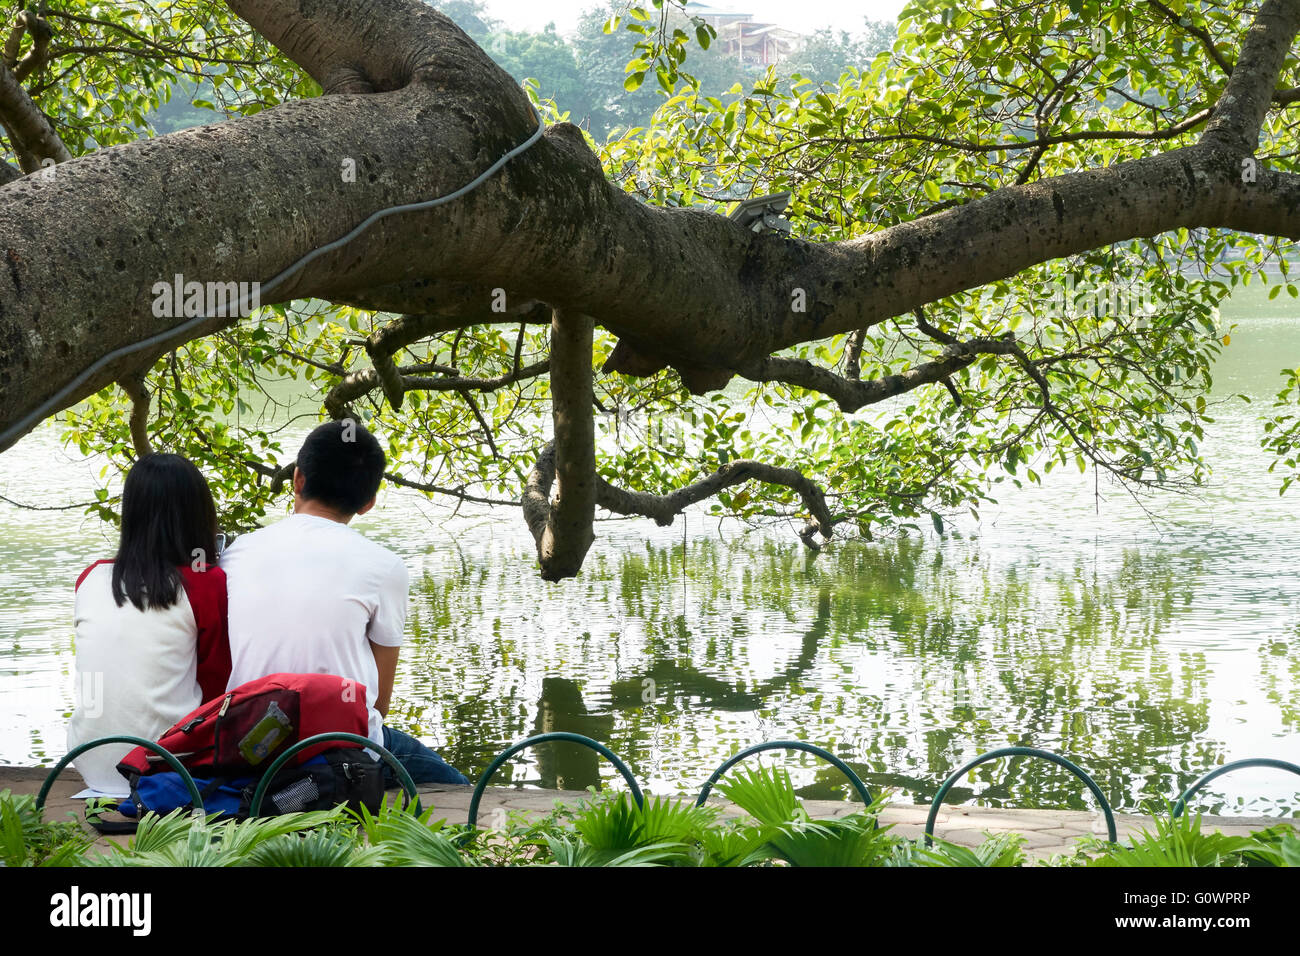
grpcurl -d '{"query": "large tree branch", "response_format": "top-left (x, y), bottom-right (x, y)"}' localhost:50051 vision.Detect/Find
top-left (323, 358), bottom-right (549, 418)
top-left (521, 309), bottom-right (596, 580)
top-left (737, 334), bottom-right (1019, 413)
top-left (7, 9), bottom-right (53, 83)
top-left (1201, 0), bottom-right (1300, 150)
top-left (4, 0), bottom-right (1300, 454)
top-left (118, 370), bottom-right (154, 458)
top-left (595, 460), bottom-right (836, 548)
top-left (0, 9), bottom-right (67, 170)
top-left (225, 0), bottom-right (486, 95)
top-left (0, 61), bottom-right (70, 170)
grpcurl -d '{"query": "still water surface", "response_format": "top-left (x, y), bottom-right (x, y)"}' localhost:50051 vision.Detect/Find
top-left (2, 289), bottom-right (1299, 816)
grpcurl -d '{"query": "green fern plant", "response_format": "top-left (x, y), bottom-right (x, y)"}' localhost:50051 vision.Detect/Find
top-left (353, 800), bottom-right (470, 866)
top-left (1087, 808), bottom-right (1260, 867)
top-left (83, 806), bottom-right (348, 866)
top-left (244, 830), bottom-right (389, 867)
top-left (695, 821), bottom-right (782, 867)
top-left (891, 831), bottom-right (1028, 867)
top-left (1240, 823), bottom-right (1300, 867)
top-left (0, 790), bottom-right (92, 867)
top-left (709, 765), bottom-right (899, 866)
top-left (544, 834), bottom-right (685, 867)
top-left (714, 765), bottom-right (803, 826)
top-left (562, 793), bottom-right (704, 865)
top-left (765, 816), bottom-right (899, 867)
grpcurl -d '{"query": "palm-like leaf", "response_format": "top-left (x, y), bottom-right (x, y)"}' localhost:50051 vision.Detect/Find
top-left (122, 808), bottom-right (213, 854)
top-left (87, 806), bottom-right (348, 865)
top-left (352, 796), bottom-right (445, 846)
top-left (901, 832), bottom-right (1028, 867)
top-left (767, 817), bottom-right (897, 867)
top-left (244, 831), bottom-right (389, 867)
top-left (209, 808), bottom-right (347, 858)
top-left (636, 795), bottom-right (719, 845)
top-left (697, 822), bottom-right (783, 867)
top-left (1090, 811), bottom-right (1258, 867)
top-left (544, 834), bottom-right (683, 867)
top-left (572, 793), bottom-right (643, 850)
top-left (359, 808), bottom-right (470, 866)
top-left (715, 765), bottom-right (801, 826)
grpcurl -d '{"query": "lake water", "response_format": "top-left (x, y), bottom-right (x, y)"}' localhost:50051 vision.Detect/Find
top-left (3, 286), bottom-right (1299, 817)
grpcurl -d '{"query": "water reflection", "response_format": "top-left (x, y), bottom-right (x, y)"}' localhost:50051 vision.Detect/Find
top-left (392, 528), bottom-right (1290, 815)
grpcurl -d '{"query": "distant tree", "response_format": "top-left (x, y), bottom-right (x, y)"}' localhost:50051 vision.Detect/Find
top-left (487, 25), bottom-right (592, 127)
top-left (429, 0), bottom-right (498, 43)
top-left (572, 4), bottom-right (665, 135)
top-left (788, 19), bottom-right (898, 81)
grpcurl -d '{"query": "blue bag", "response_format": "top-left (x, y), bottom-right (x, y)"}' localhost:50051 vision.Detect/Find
top-left (88, 751), bottom-right (383, 833)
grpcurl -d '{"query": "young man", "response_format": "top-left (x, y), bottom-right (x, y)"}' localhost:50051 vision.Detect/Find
top-left (219, 419), bottom-right (468, 786)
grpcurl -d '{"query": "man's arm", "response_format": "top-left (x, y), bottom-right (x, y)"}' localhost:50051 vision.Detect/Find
top-left (370, 640), bottom-right (399, 718)
top-left (367, 552), bottom-right (410, 720)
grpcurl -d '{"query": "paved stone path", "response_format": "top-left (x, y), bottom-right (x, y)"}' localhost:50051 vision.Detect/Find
top-left (2, 765), bottom-right (1286, 862)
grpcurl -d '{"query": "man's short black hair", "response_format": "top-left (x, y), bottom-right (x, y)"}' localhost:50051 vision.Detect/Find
top-left (296, 419), bottom-right (386, 515)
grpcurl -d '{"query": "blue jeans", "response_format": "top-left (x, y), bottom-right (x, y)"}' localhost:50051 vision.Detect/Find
top-left (381, 725), bottom-right (470, 786)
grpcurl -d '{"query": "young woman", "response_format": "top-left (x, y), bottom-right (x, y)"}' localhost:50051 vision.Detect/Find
top-left (67, 453), bottom-right (230, 795)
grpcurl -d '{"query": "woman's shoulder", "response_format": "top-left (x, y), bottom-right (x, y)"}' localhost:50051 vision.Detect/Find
top-left (74, 559), bottom-right (114, 592)
top-left (178, 563), bottom-right (227, 589)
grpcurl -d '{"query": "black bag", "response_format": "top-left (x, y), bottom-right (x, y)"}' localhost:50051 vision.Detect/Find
top-left (247, 748), bottom-right (386, 817)
top-left (89, 748), bottom-right (386, 834)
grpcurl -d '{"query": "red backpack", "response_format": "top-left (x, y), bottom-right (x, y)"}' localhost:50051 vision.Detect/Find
top-left (118, 672), bottom-right (370, 779)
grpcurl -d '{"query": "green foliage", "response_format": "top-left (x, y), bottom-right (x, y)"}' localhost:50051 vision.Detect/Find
top-left (891, 831), bottom-right (1028, 867)
top-left (561, 792), bottom-right (717, 865)
top-left (715, 764), bottom-right (803, 826)
top-left (0, 790), bottom-right (92, 867)
top-left (352, 798), bottom-right (471, 866)
top-left (1244, 823), bottom-right (1300, 867)
top-left (1086, 808), bottom-right (1263, 867)
top-left (0, 0), bottom-right (309, 169)
top-left (543, 833), bottom-right (686, 866)
top-left (83, 806), bottom-right (348, 867)
top-left (244, 830), bottom-right (388, 867)
top-left (10, 786), bottom-right (1296, 867)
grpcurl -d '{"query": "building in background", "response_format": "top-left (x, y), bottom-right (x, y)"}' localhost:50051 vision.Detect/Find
top-left (685, 3), bottom-right (805, 66)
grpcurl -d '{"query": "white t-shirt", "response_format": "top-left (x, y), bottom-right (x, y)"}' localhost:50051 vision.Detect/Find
top-left (68, 562), bottom-right (229, 796)
top-left (219, 513), bottom-right (409, 745)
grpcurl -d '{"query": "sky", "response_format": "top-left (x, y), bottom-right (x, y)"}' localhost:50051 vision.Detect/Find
top-left (479, 0), bottom-right (908, 37)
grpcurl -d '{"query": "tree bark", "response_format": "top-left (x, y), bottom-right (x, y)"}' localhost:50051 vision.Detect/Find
top-left (522, 309), bottom-right (596, 580)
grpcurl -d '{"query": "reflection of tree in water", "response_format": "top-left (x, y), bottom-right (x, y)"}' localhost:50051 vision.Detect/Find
top-left (1260, 636), bottom-right (1299, 735)
top-left (806, 544), bottom-right (1219, 808)
top-left (607, 588), bottom-right (831, 712)
top-left (404, 534), bottom-right (1257, 810)
top-left (528, 677), bottom-right (614, 792)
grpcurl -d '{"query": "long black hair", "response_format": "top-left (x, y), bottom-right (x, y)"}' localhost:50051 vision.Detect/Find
top-left (111, 454), bottom-right (218, 611)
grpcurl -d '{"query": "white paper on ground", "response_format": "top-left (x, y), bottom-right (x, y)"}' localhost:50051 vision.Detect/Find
top-left (70, 787), bottom-right (129, 799)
